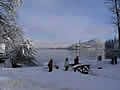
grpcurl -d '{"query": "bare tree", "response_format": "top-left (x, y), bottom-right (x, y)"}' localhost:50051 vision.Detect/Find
top-left (105, 0), bottom-right (120, 48)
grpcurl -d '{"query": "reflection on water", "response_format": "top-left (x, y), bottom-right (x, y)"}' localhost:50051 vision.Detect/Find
top-left (36, 48), bottom-right (104, 66)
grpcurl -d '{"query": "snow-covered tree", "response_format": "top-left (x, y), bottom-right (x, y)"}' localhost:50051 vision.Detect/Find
top-left (9, 40), bottom-right (38, 67)
top-left (0, 0), bottom-right (23, 23)
top-left (0, 0), bottom-right (39, 67)
top-left (0, 0), bottom-right (23, 61)
top-left (0, 0), bottom-right (23, 44)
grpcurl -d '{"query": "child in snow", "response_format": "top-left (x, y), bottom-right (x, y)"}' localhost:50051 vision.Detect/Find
top-left (64, 58), bottom-right (69, 71)
top-left (54, 62), bottom-right (59, 69)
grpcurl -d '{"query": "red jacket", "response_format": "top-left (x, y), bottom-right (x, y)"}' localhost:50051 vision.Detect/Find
top-left (74, 57), bottom-right (79, 65)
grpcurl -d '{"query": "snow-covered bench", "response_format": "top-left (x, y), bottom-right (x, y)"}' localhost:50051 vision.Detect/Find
top-left (72, 64), bottom-right (90, 74)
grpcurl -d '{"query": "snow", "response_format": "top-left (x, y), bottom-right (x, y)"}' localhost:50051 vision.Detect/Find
top-left (0, 43), bottom-right (5, 53)
top-left (0, 59), bottom-right (120, 90)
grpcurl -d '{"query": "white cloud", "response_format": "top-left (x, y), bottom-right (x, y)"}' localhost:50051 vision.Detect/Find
top-left (21, 15), bottom-right (114, 42)
top-left (19, 0), bottom-right (114, 43)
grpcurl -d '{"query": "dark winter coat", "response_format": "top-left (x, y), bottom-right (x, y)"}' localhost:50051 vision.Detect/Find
top-left (74, 57), bottom-right (79, 65)
top-left (48, 59), bottom-right (53, 72)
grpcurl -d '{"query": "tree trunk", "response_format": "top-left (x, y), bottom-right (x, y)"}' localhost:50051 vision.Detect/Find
top-left (118, 26), bottom-right (120, 48)
top-left (114, 0), bottom-right (120, 48)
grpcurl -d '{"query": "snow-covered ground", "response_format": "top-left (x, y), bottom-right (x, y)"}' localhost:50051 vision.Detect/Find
top-left (0, 59), bottom-right (120, 90)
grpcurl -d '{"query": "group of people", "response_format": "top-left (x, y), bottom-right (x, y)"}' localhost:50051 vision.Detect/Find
top-left (48, 56), bottom-right (79, 72)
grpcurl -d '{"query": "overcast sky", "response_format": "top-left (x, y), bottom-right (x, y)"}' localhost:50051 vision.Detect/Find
top-left (18, 0), bottom-right (116, 44)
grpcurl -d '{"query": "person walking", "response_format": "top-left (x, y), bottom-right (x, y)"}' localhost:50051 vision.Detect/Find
top-left (64, 58), bottom-right (69, 71)
top-left (74, 56), bottom-right (79, 72)
top-left (74, 56), bottom-right (79, 65)
top-left (48, 59), bottom-right (53, 72)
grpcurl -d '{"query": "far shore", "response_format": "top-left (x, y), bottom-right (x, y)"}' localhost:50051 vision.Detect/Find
top-left (36, 48), bottom-right (70, 50)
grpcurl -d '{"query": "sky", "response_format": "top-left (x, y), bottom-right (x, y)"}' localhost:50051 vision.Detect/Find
top-left (18, 0), bottom-right (116, 44)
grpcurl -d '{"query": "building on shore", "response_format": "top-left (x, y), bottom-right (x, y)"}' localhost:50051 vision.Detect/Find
top-left (70, 39), bottom-right (105, 59)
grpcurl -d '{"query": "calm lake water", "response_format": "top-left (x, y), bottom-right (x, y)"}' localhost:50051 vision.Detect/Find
top-left (36, 48), bottom-right (102, 66)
